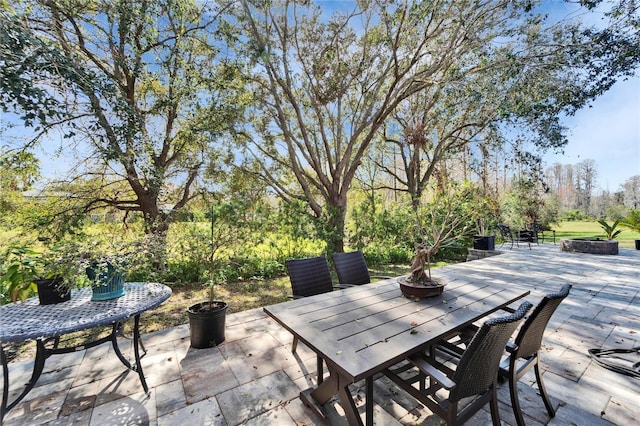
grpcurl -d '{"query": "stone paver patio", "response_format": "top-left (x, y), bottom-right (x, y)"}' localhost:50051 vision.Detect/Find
top-left (3, 243), bottom-right (639, 425)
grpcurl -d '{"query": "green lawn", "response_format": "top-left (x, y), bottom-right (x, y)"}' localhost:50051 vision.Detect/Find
top-left (553, 220), bottom-right (640, 249)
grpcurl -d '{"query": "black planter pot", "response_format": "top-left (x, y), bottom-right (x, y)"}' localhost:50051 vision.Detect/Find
top-left (35, 277), bottom-right (70, 305)
top-left (635, 240), bottom-right (640, 250)
top-left (187, 301), bottom-right (229, 348)
top-left (473, 235), bottom-right (495, 251)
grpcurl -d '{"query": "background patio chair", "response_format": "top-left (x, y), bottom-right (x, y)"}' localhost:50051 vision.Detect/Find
top-left (498, 224), bottom-right (531, 249)
top-left (286, 256), bottom-right (335, 298)
top-left (498, 283), bottom-right (572, 426)
top-left (285, 255), bottom-right (350, 366)
top-left (384, 301), bottom-right (533, 426)
top-left (528, 222), bottom-right (556, 245)
top-left (331, 250), bottom-right (392, 285)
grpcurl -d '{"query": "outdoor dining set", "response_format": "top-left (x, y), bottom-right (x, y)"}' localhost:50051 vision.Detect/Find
top-left (265, 250), bottom-right (572, 426)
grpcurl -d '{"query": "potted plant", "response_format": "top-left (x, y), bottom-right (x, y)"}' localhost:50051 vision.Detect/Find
top-left (83, 237), bottom-right (139, 301)
top-left (620, 210), bottom-right (640, 250)
top-left (0, 245), bottom-right (87, 305)
top-left (597, 219), bottom-right (622, 240)
top-left (472, 218), bottom-right (496, 251)
top-left (471, 192), bottom-right (499, 251)
top-left (400, 184), bottom-right (475, 299)
top-left (186, 203), bottom-right (240, 348)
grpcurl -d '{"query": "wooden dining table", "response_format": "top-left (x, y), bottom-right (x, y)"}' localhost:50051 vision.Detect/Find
top-left (263, 274), bottom-right (529, 426)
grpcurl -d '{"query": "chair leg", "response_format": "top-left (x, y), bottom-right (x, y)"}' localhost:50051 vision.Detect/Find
top-left (490, 385), bottom-right (501, 426)
top-left (291, 336), bottom-right (298, 353)
top-left (509, 368), bottom-right (526, 426)
top-left (534, 358), bottom-right (555, 417)
top-left (446, 400), bottom-right (458, 426)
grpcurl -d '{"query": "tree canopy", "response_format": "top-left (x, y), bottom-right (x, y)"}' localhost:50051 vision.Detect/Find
top-left (233, 0), bottom-right (639, 253)
top-left (2, 0), bottom-right (248, 236)
top-left (2, 0), bottom-right (638, 252)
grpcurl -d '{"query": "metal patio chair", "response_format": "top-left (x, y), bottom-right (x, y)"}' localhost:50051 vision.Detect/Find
top-left (498, 224), bottom-right (532, 249)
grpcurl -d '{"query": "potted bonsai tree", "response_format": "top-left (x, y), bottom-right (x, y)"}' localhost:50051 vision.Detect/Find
top-left (186, 202), bottom-right (241, 348)
top-left (621, 210), bottom-right (640, 250)
top-left (400, 184), bottom-right (475, 299)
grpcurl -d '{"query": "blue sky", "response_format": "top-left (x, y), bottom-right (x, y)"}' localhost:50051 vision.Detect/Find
top-left (543, 75), bottom-right (640, 192)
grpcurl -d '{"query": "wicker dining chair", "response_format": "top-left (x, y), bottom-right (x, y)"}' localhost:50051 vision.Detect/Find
top-left (331, 250), bottom-right (392, 285)
top-left (498, 284), bottom-right (572, 426)
top-left (285, 255), bottom-right (349, 384)
top-left (286, 256), bottom-right (335, 298)
top-left (384, 301), bottom-right (533, 426)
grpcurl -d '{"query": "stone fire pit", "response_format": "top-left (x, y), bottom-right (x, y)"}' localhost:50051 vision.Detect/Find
top-left (560, 238), bottom-right (619, 255)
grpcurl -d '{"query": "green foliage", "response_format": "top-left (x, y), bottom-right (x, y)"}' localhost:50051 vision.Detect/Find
top-left (4, 0), bottom-right (251, 236)
top-left (0, 10), bottom-right (75, 128)
top-left (361, 246), bottom-right (413, 266)
top-left (0, 246), bottom-right (39, 303)
top-left (605, 204), bottom-right (628, 221)
top-left (501, 178), bottom-right (544, 230)
top-left (467, 188), bottom-right (502, 236)
top-left (273, 199), bottom-right (321, 258)
top-left (561, 209), bottom-right (592, 221)
top-left (536, 194), bottom-right (560, 229)
top-left (348, 200), bottom-right (414, 252)
top-left (621, 210), bottom-right (640, 233)
top-left (597, 219), bottom-right (622, 240)
top-left (0, 243), bottom-right (89, 304)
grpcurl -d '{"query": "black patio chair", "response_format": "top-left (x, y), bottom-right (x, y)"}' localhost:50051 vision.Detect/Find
top-left (498, 284), bottom-right (572, 426)
top-left (438, 284), bottom-right (572, 425)
top-left (286, 256), bottom-right (335, 299)
top-left (331, 250), bottom-right (392, 285)
top-left (498, 224), bottom-right (531, 249)
top-left (384, 301), bottom-right (533, 426)
top-left (285, 255), bottom-right (351, 383)
top-left (285, 256), bottom-right (351, 351)
top-left (528, 222), bottom-right (556, 245)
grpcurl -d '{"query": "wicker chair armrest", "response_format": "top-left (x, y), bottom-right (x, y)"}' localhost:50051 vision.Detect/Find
top-left (409, 353), bottom-right (456, 390)
top-left (505, 341), bottom-right (519, 354)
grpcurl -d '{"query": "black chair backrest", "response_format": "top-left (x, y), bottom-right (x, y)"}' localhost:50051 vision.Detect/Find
top-left (498, 224), bottom-right (512, 237)
top-left (515, 284), bottom-right (572, 358)
top-left (451, 301), bottom-right (533, 402)
top-left (332, 251), bottom-right (371, 285)
top-left (286, 256), bottom-right (334, 297)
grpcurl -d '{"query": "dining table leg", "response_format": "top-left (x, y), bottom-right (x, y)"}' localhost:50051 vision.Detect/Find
top-left (365, 376), bottom-right (373, 426)
top-left (303, 367), bottom-right (364, 426)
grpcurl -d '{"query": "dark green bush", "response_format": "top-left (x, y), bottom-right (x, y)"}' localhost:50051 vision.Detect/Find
top-left (561, 209), bottom-right (592, 221)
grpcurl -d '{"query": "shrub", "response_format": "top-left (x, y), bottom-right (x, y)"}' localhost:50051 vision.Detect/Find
top-left (561, 209), bottom-right (591, 221)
